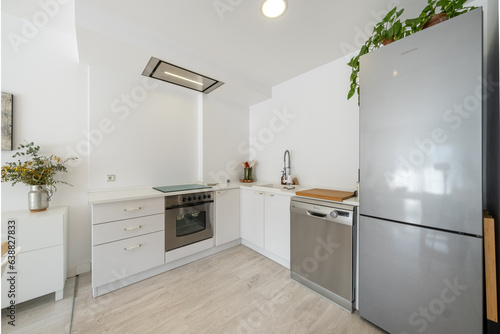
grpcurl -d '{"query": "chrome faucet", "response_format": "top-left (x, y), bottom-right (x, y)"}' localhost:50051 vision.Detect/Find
top-left (283, 150), bottom-right (291, 183)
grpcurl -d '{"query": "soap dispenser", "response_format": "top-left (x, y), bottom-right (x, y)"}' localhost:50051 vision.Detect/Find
top-left (281, 171), bottom-right (286, 185)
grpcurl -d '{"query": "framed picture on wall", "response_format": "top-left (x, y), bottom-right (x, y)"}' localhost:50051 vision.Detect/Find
top-left (1, 92), bottom-right (13, 151)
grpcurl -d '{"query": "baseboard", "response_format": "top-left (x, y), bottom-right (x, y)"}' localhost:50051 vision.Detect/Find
top-left (67, 262), bottom-right (91, 278)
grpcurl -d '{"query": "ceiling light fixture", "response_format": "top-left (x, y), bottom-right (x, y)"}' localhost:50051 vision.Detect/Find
top-left (142, 57), bottom-right (224, 94)
top-left (163, 71), bottom-right (203, 86)
top-left (261, 0), bottom-right (287, 19)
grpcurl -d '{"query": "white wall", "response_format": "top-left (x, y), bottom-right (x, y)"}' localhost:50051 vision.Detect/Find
top-left (202, 95), bottom-right (249, 183)
top-left (1, 5), bottom-right (91, 273)
top-left (1, 1), bottom-right (206, 274)
top-left (249, 57), bottom-right (360, 190)
top-left (87, 66), bottom-right (200, 190)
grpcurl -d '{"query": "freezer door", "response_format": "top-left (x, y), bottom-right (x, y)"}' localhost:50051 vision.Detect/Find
top-left (359, 9), bottom-right (482, 235)
top-left (359, 216), bottom-right (482, 334)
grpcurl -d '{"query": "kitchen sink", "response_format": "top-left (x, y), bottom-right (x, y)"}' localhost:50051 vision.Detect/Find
top-left (252, 183), bottom-right (297, 191)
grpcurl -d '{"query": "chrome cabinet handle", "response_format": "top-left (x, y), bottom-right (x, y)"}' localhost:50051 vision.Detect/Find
top-left (265, 193), bottom-right (274, 197)
top-left (255, 192), bottom-right (264, 195)
top-left (217, 190), bottom-right (227, 194)
top-left (124, 207), bottom-right (141, 212)
top-left (124, 225), bottom-right (142, 231)
top-left (124, 244), bottom-right (142, 251)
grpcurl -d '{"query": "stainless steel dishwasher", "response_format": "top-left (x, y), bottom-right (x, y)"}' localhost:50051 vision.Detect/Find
top-left (290, 196), bottom-right (356, 312)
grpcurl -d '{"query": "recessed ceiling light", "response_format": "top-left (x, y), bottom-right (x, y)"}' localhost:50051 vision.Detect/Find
top-left (163, 71), bottom-right (203, 86)
top-left (142, 57), bottom-right (224, 94)
top-left (261, 0), bottom-right (287, 19)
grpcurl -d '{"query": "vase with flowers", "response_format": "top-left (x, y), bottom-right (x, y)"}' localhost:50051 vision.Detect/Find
top-left (240, 161), bottom-right (256, 182)
top-left (1, 141), bottom-right (77, 212)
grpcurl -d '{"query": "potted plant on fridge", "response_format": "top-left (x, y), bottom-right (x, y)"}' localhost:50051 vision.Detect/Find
top-left (347, 0), bottom-right (477, 105)
top-left (347, 6), bottom-right (406, 104)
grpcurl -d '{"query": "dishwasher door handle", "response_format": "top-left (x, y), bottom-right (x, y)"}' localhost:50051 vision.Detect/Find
top-left (306, 210), bottom-right (327, 219)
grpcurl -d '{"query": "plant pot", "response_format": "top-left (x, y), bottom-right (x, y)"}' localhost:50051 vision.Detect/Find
top-left (423, 13), bottom-right (447, 29)
top-left (382, 37), bottom-right (395, 45)
top-left (28, 185), bottom-right (50, 212)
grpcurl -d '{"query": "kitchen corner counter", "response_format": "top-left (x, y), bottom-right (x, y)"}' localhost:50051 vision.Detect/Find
top-left (342, 197), bottom-right (359, 206)
top-left (88, 182), bottom-right (359, 206)
top-left (88, 182), bottom-right (253, 204)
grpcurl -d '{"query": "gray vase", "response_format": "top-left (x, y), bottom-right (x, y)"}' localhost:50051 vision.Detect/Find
top-left (28, 185), bottom-right (50, 212)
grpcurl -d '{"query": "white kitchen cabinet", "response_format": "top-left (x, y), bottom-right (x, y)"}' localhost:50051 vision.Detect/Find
top-left (264, 193), bottom-right (291, 262)
top-left (91, 197), bottom-right (164, 296)
top-left (240, 188), bottom-right (265, 248)
top-left (215, 189), bottom-right (240, 246)
top-left (240, 188), bottom-right (291, 267)
top-left (1, 206), bottom-right (68, 307)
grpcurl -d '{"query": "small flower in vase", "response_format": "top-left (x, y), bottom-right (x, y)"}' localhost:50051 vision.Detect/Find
top-left (241, 161), bottom-right (256, 182)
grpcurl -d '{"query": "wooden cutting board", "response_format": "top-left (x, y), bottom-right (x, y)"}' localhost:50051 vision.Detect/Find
top-left (295, 188), bottom-right (354, 202)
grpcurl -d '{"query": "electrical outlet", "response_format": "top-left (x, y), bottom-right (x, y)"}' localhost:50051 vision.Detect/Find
top-left (106, 174), bottom-right (116, 182)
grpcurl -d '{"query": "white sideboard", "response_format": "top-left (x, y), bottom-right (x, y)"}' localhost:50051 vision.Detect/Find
top-left (1, 206), bottom-right (68, 307)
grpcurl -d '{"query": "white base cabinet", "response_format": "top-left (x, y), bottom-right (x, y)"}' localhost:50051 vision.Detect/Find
top-left (240, 188), bottom-right (291, 267)
top-left (215, 189), bottom-right (240, 246)
top-left (1, 206), bottom-right (68, 308)
top-left (91, 197), bottom-right (164, 296)
top-left (264, 193), bottom-right (291, 262)
top-left (240, 189), bottom-right (265, 248)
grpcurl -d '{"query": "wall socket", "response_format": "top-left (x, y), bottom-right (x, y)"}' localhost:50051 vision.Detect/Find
top-left (106, 174), bottom-right (116, 182)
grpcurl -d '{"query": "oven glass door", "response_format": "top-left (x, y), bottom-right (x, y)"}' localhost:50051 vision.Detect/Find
top-left (176, 210), bottom-right (206, 237)
top-left (165, 203), bottom-right (214, 251)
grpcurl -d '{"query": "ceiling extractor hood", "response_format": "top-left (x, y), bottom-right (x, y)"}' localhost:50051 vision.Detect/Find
top-left (142, 57), bottom-right (224, 94)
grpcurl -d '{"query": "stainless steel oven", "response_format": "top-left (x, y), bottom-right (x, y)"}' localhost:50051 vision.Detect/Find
top-left (164, 191), bottom-right (214, 251)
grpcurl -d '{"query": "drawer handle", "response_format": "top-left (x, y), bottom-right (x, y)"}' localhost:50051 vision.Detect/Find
top-left (124, 225), bottom-right (142, 231)
top-left (124, 244), bottom-right (142, 251)
top-left (265, 193), bottom-right (274, 197)
top-left (217, 190), bottom-right (227, 194)
top-left (124, 207), bottom-right (142, 212)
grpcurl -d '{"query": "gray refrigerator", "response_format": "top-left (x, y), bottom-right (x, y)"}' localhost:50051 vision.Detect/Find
top-left (359, 8), bottom-right (483, 334)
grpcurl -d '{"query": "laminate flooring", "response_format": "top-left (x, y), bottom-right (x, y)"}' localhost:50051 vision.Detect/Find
top-left (71, 245), bottom-right (385, 334)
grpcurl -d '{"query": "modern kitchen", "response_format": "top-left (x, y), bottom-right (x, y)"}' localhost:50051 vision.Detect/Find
top-left (1, 0), bottom-right (499, 333)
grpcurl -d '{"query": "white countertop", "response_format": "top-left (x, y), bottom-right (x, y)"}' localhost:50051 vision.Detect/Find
top-left (88, 182), bottom-right (359, 206)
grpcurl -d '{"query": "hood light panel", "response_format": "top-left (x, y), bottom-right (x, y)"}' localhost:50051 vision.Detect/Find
top-left (142, 57), bottom-right (224, 93)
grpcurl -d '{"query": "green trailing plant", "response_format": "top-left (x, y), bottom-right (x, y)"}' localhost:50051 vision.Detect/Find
top-left (405, 0), bottom-right (475, 33)
top-left (347, 6), bottom-right (405, 104)
top-left (437, 0), bottom-right (475, 18)
top-left (347, 0), bottom-right (476, 105)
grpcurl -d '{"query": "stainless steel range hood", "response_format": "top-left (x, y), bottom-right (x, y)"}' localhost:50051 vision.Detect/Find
top-left (142, 57), bottom-right (224, 93)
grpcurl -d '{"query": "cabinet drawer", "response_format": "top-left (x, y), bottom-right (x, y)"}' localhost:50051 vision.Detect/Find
top-left (2, 216), bottom-right (63, 252)
top-left (92, 214), bottom-right (164, 246)
top-left (92, 197), bottom-right (164, 224)
top-left (92, 231), bottom-right (164, 287)
top-left (20, 216), bottom-right (63, 252)
top-left (1, 245), bottom-right (63, 307)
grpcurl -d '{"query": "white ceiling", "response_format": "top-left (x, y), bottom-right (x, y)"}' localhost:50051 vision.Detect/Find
top-left (3, 0), bottom-right (427, 106)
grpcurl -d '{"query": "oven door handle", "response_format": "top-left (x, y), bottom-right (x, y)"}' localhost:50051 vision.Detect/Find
top-left (165, 200), bottom-right (214, 210)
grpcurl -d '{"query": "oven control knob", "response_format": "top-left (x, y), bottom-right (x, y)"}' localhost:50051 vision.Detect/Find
top-left (188, 197), bottom-right (192, 201)
top-left (207, 194), bottom-right (211, 199)
top-left (330, 210), bottom-right (338, 218)
top-left (182, 197), bottom-right (186, 202)
top-left (203, 195), bottom-right (207, 199)
top-left (198, 196), bottom-right (201, 200)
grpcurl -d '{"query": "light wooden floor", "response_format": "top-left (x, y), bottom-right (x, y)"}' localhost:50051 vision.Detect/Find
top-left (71, 245), bottom-right (385, 334)
top-left (1, 276), bottom-right (75, 334)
